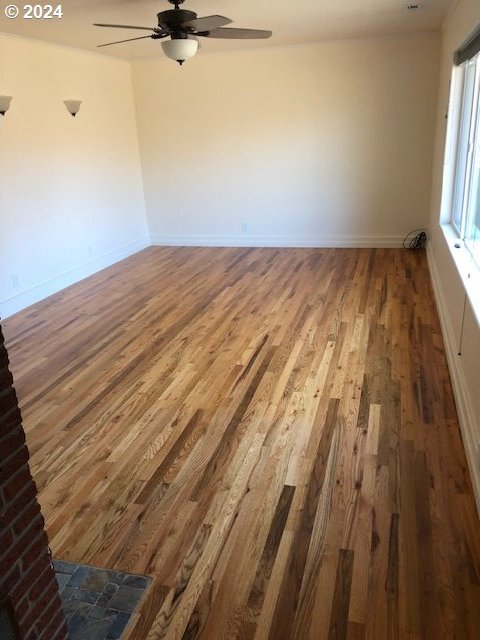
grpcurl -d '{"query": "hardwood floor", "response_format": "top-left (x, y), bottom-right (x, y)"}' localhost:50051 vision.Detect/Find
top-left (3, 246), bottom-right (479, 639)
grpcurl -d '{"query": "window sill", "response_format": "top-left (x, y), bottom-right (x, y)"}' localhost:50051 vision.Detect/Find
top-left (441, 223), bottom-right (480, 326)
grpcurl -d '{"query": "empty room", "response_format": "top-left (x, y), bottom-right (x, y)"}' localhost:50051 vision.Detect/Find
top-left (1, 1), bottom-right (479, 639)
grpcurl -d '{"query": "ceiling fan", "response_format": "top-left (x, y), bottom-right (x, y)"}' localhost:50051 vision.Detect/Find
top-left (94, 0), bottom-right (272, 65)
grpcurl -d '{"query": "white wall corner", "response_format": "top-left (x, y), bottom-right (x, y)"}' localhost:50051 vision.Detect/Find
top-left (149, 234), bottom-right (405, 248)
top-left (0, 236), bottom-right (151, 320)
top-left (427, 244), bottom-right (480, 514)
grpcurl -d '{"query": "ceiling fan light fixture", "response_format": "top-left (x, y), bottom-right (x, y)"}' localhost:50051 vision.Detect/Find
top-left (161, 36), bottom-right (198, 65)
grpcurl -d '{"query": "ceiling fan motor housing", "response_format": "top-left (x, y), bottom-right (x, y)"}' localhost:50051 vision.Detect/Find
top-left (157, 9), bottom-right (197, 33)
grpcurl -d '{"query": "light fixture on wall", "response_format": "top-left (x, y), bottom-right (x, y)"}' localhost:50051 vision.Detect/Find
top-left (64, 99), bottom-right (82, 117)
top-left (0, 96), bottom-right (13, 116)
top-left (161, 36), bottom-right (198, 65)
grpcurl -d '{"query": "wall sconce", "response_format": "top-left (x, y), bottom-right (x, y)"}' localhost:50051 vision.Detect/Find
top-left (0, 96), bottom-right (13, 116)
top-left (64, 99), bottom-right (82, 117)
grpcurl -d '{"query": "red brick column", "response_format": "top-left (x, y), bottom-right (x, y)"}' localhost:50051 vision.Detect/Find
top-left (0, 324), bottom-right (68, 639)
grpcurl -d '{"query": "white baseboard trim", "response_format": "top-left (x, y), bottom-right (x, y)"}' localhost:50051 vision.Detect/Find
top-left (0, 235), bottom-right (151, 319)
top-left (427, 244), bottom-right (480, 514)
top-left (150, 233), bottom-right (405, 248)
top-left (0, 234), bottom-right (403, 319)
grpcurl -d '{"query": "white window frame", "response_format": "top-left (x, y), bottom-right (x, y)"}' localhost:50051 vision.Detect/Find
top-left (450, 52), bottom-right (480, 268)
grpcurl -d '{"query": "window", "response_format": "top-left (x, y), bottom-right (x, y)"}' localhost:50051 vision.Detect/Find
top-left (451, 50), bottom-right (480, 268)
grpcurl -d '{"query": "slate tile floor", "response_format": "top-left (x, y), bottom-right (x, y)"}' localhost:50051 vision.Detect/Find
top-left (53, 560), bottom-right (151, 640)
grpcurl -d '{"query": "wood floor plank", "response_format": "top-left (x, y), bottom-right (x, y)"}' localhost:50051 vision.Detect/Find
top-left (2, 246), bottom-right (479, 639)
top-left (328, 548), bottom-right (355, 640)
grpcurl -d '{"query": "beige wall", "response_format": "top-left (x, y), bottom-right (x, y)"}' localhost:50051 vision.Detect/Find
top-left (427, 0), bottom-right (480, 509)
top-left (0, 35), bottom-right (148, 317)
top-left (0, 31), bottom-right (441, 321)
top-left (132, 32), bottom-right (440, 247)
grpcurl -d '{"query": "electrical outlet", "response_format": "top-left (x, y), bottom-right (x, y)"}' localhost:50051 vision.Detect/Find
top-left (241, 223), bottom-right (248, 233)
top-left (11, 274), bottom-right (19, 289)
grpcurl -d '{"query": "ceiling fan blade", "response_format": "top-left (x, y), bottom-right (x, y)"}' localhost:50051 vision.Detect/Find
top-left (97, 35), bottom-right (155, 48)
top-left (198, 27), bottom-right (272, 39)
top-left (182, 15), bottom-right (232, 32)
top-left (94, 23), bottom-right (156, 32)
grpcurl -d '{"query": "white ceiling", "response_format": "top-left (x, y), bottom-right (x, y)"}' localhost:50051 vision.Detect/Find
top-left (0, 0), bottom-right (453, 59)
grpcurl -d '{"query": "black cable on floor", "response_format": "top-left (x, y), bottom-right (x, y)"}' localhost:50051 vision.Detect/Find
top-left (403, 229), bottom-right (427, 250)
